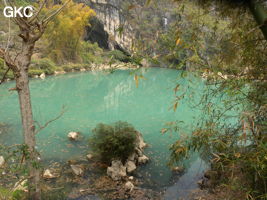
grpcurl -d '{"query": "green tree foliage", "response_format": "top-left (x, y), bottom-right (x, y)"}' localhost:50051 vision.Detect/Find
top-left (163, 0), bottom-right (267, 198)
top-left (89, 121), bottom-right (137, 164)
top-left (30, 58), bottom-right (56, 75)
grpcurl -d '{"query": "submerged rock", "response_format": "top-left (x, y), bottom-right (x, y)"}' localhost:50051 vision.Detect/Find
top-left (125, 181), bottom-right (134, 191)
top-left (107, 160), bottom-right (126, 181)
top-left (68, 132), bottom-right (80, 141)
top-left (86, 154), bottom-right (93, 160)
top-left (0, 156), bottom-right (5, 167)
top-left (138, 155), bottom-right (149, 164)
top-left (71, 165), bottom-right (84, 176)
top-left (126, 160), bottom-right (136, 173)
top-left (172, 166), bottom-right (184, 173)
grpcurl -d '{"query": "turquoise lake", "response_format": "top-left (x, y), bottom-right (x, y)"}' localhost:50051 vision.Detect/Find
top-left (0, 67), bottom-right (210, 198)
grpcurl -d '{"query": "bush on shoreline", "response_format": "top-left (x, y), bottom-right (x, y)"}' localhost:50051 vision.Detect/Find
top-left (89, 121), bottom-right (137, 164)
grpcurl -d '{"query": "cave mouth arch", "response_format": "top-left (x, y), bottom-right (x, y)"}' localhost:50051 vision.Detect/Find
top-left (85, 17), bottom-right (109, 49)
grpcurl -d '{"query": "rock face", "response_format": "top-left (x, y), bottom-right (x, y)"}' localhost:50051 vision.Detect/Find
top-left (107, 131), bottom-right (149, 180)
top-left (83, 0), bottom-right (134, 52)
top-left (136, 131), bottom-right (148, 149)
top-left (68, 132), bottom-right (80, 141)
top-left (126, 160), bottom-right (136, 173)
top-left (107, 160), bottom-right (127, 181)
top-left (0, 156), bottom-right (5, 167)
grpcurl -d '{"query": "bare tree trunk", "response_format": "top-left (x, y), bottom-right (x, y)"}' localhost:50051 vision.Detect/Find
top-left (16, 43), bottom-right (41, 200)
top-left (0, 2), bottom-right (70, 199)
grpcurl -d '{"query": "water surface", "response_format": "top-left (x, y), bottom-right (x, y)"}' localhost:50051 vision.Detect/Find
top-left (0, 68), bottom-right (208, 198)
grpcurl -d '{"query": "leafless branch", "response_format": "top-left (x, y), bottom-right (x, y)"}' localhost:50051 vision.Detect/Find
top-left (29, 0), bottom-right (48, 24)
top-left (34, 106), bottom-right (67, 134)
top-left (0, 47), bottom-right (18, 72)
top-left (43, 0), bottom-right (70, 25)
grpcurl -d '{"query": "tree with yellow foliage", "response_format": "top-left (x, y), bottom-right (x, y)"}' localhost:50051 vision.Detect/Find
top-left (43, 0), bottom-right (95, 63)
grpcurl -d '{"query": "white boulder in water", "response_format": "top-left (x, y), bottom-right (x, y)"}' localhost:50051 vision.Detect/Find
top-left (68, 131), bottom-right (80, 141)
top-left (39, 73), bottom-right (45, 79)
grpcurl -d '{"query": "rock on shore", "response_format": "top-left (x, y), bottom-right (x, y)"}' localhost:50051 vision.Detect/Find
top-left (107, 131), bottom-right (149, 181)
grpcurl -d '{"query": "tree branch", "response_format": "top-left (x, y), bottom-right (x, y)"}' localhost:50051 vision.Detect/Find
top-left (0, 67), bottom-right (11, 84)
top-left (42, 0), bottom-right (70, 25)
top-left (34, 106), bottom-right (67, 134)
top-left (0, 48), bottom-right (18, 72)
top-left (28, 0), bottom-right (48, 24)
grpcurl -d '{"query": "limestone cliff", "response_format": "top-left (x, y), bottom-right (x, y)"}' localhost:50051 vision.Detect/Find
top-left (80, 0), bottom-right (134, 53)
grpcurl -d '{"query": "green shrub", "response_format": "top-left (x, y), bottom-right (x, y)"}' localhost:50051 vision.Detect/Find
top-left (0, 186), bottom-right (12, 200)
top-left (89, 121), bottom-right (137, 164)
top-left (107, 50), bottom-right (130, 62)
top-left (61, 64), bottom-right (73, 72)
top-left (29, 69), bottom-right (43, 77)
top-left (129, 55), bottom-right (143, 65)
top-left (55, 66), bottom-right (64, 72)
top-left (80, 42), bottom-right (104, 64)
top-left (81, 52), bottom-right (104, 64)
top-left (31, 58), bottom-right (56, 75)
top-left (61, 63), bottom-right (89, 72)
top-left (0, 186), bottom-right (26, 200)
